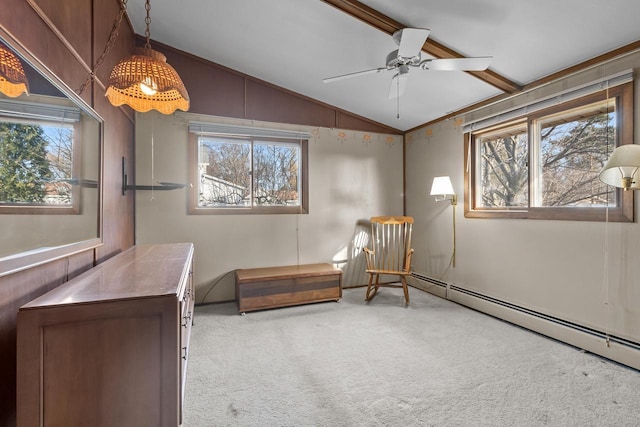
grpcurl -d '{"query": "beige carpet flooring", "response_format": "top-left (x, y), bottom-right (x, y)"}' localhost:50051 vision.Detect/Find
top-left (184, 287), bottom-right (640, 426)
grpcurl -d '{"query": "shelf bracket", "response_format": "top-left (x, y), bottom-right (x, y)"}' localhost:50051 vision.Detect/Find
top-left (121, 157), bottom-right (187, 195)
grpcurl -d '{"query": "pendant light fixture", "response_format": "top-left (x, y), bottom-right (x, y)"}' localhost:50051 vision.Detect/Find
top-left (0, 42), bottom-right (29, 98)
top-left (106, 0), bottom-right (189, 114)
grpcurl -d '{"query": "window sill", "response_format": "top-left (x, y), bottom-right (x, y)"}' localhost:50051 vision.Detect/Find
top-left (464, 205), bottom-right (632, 222)
top-left (188, 206), bottom-right (309, 215)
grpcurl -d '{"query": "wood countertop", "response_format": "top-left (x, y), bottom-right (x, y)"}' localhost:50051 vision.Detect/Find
top-left (20, 243), bottom-right (194, 309)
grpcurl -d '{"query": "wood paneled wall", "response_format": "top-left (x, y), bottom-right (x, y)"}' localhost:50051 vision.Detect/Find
top-left (153, 38), bottom-right (401, 135)
top-left (0, 1), bottom-right (135, 425)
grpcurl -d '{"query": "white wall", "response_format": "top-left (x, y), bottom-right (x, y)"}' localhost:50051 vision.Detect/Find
top-left (135, 112), bottom-right (403, 303)
top-left (405, 51), bottom-right (640, 350)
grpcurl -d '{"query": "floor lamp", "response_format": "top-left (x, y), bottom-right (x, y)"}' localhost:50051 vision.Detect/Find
top-left (598, 144), bottom-right (640, 346)
top-left (430, 176), bottom-right (457, 268)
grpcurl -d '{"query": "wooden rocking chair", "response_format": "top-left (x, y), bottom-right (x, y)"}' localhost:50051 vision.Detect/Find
top-left (363, 216), bottom-right (414, 305)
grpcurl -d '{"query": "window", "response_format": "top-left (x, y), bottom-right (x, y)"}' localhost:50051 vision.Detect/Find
top-left (189, 129), bottom-right (308, 214)
top-left (465, 82), bottom-right (633, 222)
top-left (475, 122), bottom-right (529, 208)
top-left (0, 117), bottom-right (79, 214)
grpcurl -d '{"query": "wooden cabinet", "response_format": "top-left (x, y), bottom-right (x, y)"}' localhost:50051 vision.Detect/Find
top-left (236, 263), bottom-right (342, 314)
top-left (17, 243), bottom-right (194, 427)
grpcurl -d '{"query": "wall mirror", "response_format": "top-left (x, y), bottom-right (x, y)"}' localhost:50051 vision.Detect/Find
top-left (0, 31), bottom-right (102, 277)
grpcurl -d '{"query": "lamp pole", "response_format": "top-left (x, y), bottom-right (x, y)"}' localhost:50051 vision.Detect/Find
top-left (451, 194), bottom-right (457, 268)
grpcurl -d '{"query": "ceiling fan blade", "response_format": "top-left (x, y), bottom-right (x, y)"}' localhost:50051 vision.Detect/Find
top-left (423, 56), bottom-right (493, 71)
top-left (388, 71), bottom-right (409, 99)
top-left (394, 28), bottom-right (430, 58)
top-left (323, 67), bottom-right (387, 83)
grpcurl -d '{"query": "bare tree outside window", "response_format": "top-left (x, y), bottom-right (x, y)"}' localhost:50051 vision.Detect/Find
top-left (200, 139), bottom-right (250, 206)
top-left (197, 137), bottom-right (302, 209)
top-left (466, 83), bottom-right (632, 222)
top-left (43, 124), bottom-right (74, 205)
top-left (254, 142), bottom-right (299, 206)
top-left (477, 125), bottom-right (528, 208)
top-left (536, 102), bottom-right (614, 207)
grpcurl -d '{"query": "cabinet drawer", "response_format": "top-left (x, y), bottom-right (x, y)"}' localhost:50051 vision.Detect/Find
top-left (179, 268), bottom-right (194, 423)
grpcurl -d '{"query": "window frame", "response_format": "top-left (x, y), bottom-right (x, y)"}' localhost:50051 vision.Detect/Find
top-left (0, 117), bottom-right (81, 215)
top-left (188, 132), bottom-right (309, 215)
top-left (464, 82), bottom-right (634, 222)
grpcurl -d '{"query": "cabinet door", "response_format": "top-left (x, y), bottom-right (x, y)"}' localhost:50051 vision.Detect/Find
top-left (42, 315), bottom-right (163, 426)
top-left (18, 297), bottom-right (181, 427)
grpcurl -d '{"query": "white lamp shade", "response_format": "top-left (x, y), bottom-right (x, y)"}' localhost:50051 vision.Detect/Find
top-left (599, 145), bottom-right (640, 189)
top-left (430, 176), bottom-right (455, 195)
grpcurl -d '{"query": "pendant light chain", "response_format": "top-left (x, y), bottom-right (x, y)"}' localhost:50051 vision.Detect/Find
top-left (76, 0), bottom-right (128, 95)
top-left (144, 0), bottom-right (152, 49)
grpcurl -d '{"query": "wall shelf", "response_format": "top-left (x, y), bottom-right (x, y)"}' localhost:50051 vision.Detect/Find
top-left (121, 156), bottom-right (186, 195)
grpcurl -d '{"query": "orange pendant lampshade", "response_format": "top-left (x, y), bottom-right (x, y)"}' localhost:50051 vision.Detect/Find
top-left (106, 47), bottom-right (189, 114)
top-left (105, 0), bottom-right (189, 114)
top-left (0, 42), bottom-right (29, 98)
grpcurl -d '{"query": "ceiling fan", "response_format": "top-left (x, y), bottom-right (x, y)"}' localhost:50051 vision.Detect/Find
top-left (323, 28), bottom-right (493, 100)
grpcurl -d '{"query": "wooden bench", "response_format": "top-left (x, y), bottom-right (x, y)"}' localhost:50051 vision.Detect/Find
top-left (235, 263), bottom-right (342, 314)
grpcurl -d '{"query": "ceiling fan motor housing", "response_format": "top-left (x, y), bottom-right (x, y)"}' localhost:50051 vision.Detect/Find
top-left (386, 49), bottom-right (422, 68)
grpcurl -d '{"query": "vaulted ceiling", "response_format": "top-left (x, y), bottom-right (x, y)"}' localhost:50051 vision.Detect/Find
top-left (126, 0), bottom-right (640, 132)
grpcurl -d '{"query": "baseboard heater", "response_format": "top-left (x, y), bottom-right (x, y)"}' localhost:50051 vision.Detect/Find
top-left (410, 272), bottom-right (640, 354)
top-left (410, 272), bottom-right (448, 290)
